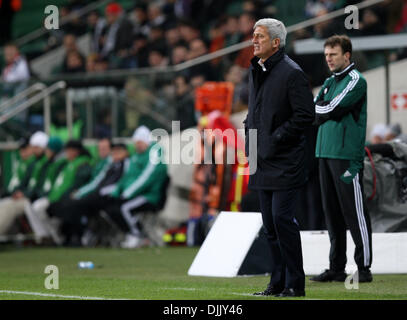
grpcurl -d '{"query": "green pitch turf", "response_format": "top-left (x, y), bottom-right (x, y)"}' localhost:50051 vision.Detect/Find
top-left (0, 246), bottom-right (406, 300)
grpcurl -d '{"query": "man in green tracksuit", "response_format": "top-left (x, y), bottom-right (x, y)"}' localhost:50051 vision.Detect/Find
top-left (310, 35), bottom-right (372, 283)
top-left (1, 138), bottom-right (34, 197)
top-left (46, 140), bottom-right (92, 214)
top-left (24, 137), bottom-right (67, 239)
top-left (104, 126), bottom-right (169, 248)
top-left (28, 140), bottom-right (92, 244)
top-left (0, 131), bottom-right (49, 235)
top-left (24, 137), bottom-right (64, 201)
top-left (72, 138), bottom-right (112, 200)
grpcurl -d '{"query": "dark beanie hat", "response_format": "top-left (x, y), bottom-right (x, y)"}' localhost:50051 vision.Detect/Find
top-left (47, 136), bottom-right (64, 153)
top-left (64, 139), bottom-right (83, 151)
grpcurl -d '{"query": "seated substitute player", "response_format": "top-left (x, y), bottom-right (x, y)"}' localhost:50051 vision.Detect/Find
top-left (104, 125), bottom-right (168, 248)
top-left (56, 142), bottom-right (130, 245)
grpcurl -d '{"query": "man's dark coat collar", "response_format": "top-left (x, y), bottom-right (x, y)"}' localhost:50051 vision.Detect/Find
top-left (251, 47), bottom-right (285, 72)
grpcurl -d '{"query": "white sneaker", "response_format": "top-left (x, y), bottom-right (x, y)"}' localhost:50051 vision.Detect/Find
top-left (120, 234), bottom-right (142, 249)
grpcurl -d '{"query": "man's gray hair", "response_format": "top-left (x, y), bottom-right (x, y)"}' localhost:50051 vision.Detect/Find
top-left (253, 18), bottom-right (287, 48)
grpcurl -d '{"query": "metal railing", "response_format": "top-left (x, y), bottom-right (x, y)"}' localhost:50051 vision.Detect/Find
top-left (0, 81), bottom-right (66, 134)
top-left (0, 82), bottom-right (47, 112)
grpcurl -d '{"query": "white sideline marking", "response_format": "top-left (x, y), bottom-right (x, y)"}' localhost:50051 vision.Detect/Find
top-left (163, 287), bottom-right (198, 291)
top-left (0, 290), bottom-right (115, 300)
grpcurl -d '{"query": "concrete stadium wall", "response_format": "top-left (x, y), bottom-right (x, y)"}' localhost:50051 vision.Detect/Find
top-left (364, 58), bottom-right (407, 138)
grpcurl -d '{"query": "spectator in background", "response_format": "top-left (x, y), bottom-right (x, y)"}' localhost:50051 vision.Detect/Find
top-left (305, 0), bottom-right (334, 18)
top-left (148, 25), bottom-right (167, 52)
top-left (130, 3), bottom-right (151, 37)
top-left (224, 64), bottom-right (248, 113)
top-left (1, 43), bottom-right (30, 105)
top-left (312, 7), bottom-right (345, 39)
top-left (64, 50), bottom-right (86, 73)
top-left (62, 8), bottom-right (87, 37)
top-left (368, 123), bottom-right (388, 144)
top-left (89, 9), bottom-right (107, 54)
top-left (86, 54), bottom-right (109, 73)
top-left (131, 33), bottom-right (150, 68)
top-left (384, 123), bottom-right (402, 141)
top-left (174, 74), bottom-right (197, 130)
top-left (393, 0), bottom-right (407, 33)
top-left (53, 34), bottom-right (85, 74)
top-left (165, 24), bottom-right (182, 51)
top-left (356, 8), bottom-right (387, 36)
top-left (178, 20), bottom-right (201, 43)
top-left (63, 33), bottom-right (80, 53)
top-left (86, 10), bottom-right (100, 33)
top-left (188, 39), bottom-right (215, 80)
top-left (148, 46), bottom-right (169, 68)
top-left (188, 39), bottom-right (209, 61)
top-left (208, 18), bottom-right (226, 58)
top-left (224, 15), bottom-right (240, 47)
top-left (171, 44), bottom-right (189, 65)
top-left (94, 57), bottom-right (109, 73)
top-left (190, 74), bottom-right (206, 90)
top-left (384, 123), bottom-right (407, 143)
top-left (97, 2), bottom-right (133, 60)
top-left (85, 53), bottom-right (98, 72)
top-left (147, 2), bottom-right (168, 29)
top-left (235, 12), bottom-right (256, 68)
top-left (0, 0), bottom-right (21, 45)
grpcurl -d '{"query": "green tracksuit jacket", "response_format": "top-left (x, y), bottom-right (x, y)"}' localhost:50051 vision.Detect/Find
top-left (110, 142), bottom-right (167, 205)
top-left (6, 155), bottom-right (35, 195)
top-left (314, 63), bottom-right (367, 175)
top-left (74, 156), bottom-right (112, 199)
top-left (48, 155), bottom-right (92, 203)
top-left (38, 157), bottom-right (68, 198)
top-left (25, 155), bottom-right (52, 200)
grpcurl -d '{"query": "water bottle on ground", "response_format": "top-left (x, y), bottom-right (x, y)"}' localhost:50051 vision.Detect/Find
top-left (77, 261), bottom-right (94, 269)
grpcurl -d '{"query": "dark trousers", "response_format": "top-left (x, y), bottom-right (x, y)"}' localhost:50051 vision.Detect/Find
top-left (48, 192), bottom-right (114, 238)
top-left (104, 196), bottom-right (157, 235)
top-left (258, 188), bottom-right (305, 290)
top-left (319, 158), bottom-right (372, 271)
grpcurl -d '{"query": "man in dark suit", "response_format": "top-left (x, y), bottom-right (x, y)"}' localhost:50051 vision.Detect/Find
top-left (244, 18), bottom-right (315, 297)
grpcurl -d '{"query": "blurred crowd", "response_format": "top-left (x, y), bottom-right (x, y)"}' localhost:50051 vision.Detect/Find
top-left (45, 0), bottom-right (407, 81)
top-left (3, 0), bottom-right (407, 83)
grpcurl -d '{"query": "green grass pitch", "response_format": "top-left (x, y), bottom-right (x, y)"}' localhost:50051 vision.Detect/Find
top-left (0, 246), bottom-right (406, 300)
